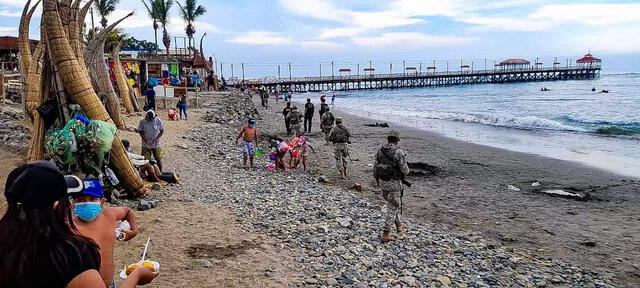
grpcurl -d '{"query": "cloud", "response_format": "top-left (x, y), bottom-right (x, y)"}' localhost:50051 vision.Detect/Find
top-left (0, 26), bottom-right (17, 36)
top-left (567, 25), bottom-right (640, 55)
top-left (530, 3), bottom-right (640, 26)
top-left (351, 32), bottom-right (475, 48)
top-left (300, 40), bottom-right (344, 50)
top-left (226, 31), bottom-right (292, 46)
top-left (0, 0), bottom-right (26, 7)
top-left (0, 8), bottom-right (21, 17)
top-left (462, 3), bottom-right (640, 32)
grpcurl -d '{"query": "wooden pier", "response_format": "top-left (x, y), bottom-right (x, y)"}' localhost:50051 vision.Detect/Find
top-left (258, 66), bottom-right (601, 92)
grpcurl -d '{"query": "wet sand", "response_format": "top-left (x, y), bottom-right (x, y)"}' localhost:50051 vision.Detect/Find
top-left (277, 97), bottom-right (640, 286)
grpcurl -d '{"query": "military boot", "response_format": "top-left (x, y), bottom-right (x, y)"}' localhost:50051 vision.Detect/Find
top-left (381, 226), bottom-right (396, 243)
top-left (396, 222), bottom-right (407, 233)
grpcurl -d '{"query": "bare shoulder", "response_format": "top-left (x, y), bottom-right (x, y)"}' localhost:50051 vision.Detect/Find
top-left (102, 206), bottom-right (130, 220)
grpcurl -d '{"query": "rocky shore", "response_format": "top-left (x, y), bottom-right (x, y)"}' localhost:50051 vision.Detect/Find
top-left (155, 91), bottom-right (621, 287)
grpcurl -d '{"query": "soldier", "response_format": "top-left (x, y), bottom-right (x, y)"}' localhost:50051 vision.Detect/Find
top-left (287, 106), bottom-right (303, 136)
top-left (327, 117), bottom-right (351, 178)
top-left (321, 107), bottom-right (335, 143)
top-left (374, 130), bottom-right (410, 243)
top-left (319, 99), bottom-right (329, 132)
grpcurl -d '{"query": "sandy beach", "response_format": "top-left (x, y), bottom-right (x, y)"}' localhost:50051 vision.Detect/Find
top-left (1, 91), bottom-right (638, 287)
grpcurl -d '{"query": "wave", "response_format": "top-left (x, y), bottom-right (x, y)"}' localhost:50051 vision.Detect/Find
top-left (399, 111), bottom-right (587, 132)
top-left (373, 110), bottom-right (640, 137)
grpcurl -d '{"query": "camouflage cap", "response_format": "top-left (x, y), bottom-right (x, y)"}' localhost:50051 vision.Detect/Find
top-left (335, 117), bottom-right (343, 124)
top-left (388, 130), bottom-right (400, 138)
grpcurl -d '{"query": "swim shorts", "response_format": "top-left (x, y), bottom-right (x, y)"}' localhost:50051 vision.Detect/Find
top-left (242, 141), bottom-right (255, 156)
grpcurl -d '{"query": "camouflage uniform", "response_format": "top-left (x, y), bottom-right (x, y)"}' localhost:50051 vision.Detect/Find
top-left (328, 121), bottom-right (351, 175)
top-left (287, 109), bottom-right (303, 136)
top-left (375, 142), bottom-right (410, 234)
top-left (321, 111), bottom-right (335, 140)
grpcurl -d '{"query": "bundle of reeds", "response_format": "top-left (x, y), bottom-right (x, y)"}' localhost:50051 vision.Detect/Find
top-left (18, 0), bottom-right (147, 197)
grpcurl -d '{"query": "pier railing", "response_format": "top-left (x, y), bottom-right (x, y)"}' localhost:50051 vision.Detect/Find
top-left (256, 66), bottom-right (599, 85)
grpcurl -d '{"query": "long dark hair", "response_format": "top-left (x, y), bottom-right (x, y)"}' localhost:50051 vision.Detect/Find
top-left (0, 197), bottom-right (100, 287)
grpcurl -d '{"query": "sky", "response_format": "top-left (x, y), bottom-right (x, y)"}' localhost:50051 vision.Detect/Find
top-left (2, 0), bottom-right (640, 78)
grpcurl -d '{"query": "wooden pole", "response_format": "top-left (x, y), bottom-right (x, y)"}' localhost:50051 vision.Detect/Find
top-left (278, 64), bottom-right (281, 79)
top-left (288, 62), bottom-right (292, 79)
top-left (241, 62), bottom-right (245, 81)
top-left (319, 63), bottom-right (322, 77)
top-left (231, 64), bottom-right (234, 78)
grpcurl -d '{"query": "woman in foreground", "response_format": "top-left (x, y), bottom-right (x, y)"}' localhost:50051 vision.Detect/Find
top-left (0, 161), bottom-right (158, 288)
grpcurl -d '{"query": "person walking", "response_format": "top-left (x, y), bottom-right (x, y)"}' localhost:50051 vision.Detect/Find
top-left (331, 94), bottom-right (336, 105)
top-left (282, 102), bottom-right (293, 135)
top-left (177, 92), bottom-right (188, 120)
top-left (144, 84), bottom-right (156, 111)
top-left (319, 99), bottom-right (329, 132)
top-left (287, 106), bottom-right (303, 136)
top-left (304, 98), bottom-right (315, 133)
top-left (138, 110), bottom-right (165, 172)
top-left (261, 89), bottom-right (270, 109)
top-left (321, 106), bottom-right (335, 142)
top-left (0, 161), bottom-right (159, 288)
top-left (374, 130), bottom-right (410, 243)
top-left (327, 117), bottom-right (351, 178)
top-left (235, 119), bottom-right (259, 168)
top-left (207, 72), bottom-right (215, 91)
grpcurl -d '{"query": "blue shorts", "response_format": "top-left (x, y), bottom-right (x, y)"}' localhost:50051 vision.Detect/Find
top-left (242, 141), bottom-right (255, 156)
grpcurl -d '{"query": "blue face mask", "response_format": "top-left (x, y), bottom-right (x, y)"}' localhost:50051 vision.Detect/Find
top-left (248, 123), bottom-right (256, 128)
top-left (74, 202), bottom-right (102, 222)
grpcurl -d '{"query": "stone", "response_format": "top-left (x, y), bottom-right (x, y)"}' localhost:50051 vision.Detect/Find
top-left (399, 276), bottom-right (417, 286)
top-left (325, 278), bottom-right (339, 286)
top-left (436, 275), bottom-right (452, 286)
top-left (194, 259), bottom-right (213, 268)
top-left (507, 185), bottom-right (521, 192)
top-left (137, 199), bottom-right (158, 211)
top-left (336, 217), bottom-right (353, 228)
top-left (582, 240), bottom-right (597, 247)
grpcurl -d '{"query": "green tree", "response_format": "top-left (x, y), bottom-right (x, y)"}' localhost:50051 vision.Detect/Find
top-left (141, 0), bottom-right (159, 53)
top-left (94, 0), bottom-right (121, 28)
top-left (154, 0), bottom-right (174, 54)
top-left (177, 0), bottom-right (206, 55)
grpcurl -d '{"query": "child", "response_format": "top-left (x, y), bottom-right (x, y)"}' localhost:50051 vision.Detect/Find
top-left (235, 118), bottom-right (259, 168)
top-left (168, 108), bottom-right (178, 121)
top-left (293, 136), bottom-right (315, 172)
top-left (270, 137), bottom-right (288, 171)
top-left (71, 179), bottom-right (140, 288)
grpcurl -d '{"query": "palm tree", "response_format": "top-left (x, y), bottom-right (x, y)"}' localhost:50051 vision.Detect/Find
top-left (154, 0), bottom-right (174, 54)
top-left (94, 0), bottom-right (121, 28)
top-left (141, 0), bottom-right (159, 53)
top-left (177, 0), bottom-right (206, 55)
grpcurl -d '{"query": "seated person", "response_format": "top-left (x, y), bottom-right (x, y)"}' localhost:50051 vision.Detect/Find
top-left (167, 108), bottom-right (178, 121)
top-left (122, 139), bottom-right (163, 182)
top-left (69, 178), bottom-right (140, 288)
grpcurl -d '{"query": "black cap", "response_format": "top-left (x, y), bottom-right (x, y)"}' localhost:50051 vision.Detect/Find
top-left (5, 161), bottom-right (68, 209)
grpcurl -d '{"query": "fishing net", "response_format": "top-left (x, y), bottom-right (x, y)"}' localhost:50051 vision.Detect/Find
top-left (44, 115), bottom-right (116, 168)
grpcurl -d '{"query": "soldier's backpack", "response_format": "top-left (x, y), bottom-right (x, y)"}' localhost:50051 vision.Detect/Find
top-left (322, 112), bottom-right (335, 126)
top-left (289, 111), bottom-right (301, 125)
top-left (375, 146), bottom-right (401, 181)
top-left (320, 103), bottom-right (329, 114)
top-left (329, 126), bottom-right (349, 143)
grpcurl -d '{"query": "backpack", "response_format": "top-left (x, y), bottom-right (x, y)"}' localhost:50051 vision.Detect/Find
top-left (322, 112), bottom-right (334, 126)
top-left (329, 126), bottom-right (349, 143)
top-left (375, 146), bottom-right (401, 181)
top-left (289, 111), bottom-right (301, 125)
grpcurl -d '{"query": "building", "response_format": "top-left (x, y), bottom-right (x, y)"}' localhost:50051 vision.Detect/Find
top-left (0, 36), bottom-right (38, 73)
top-left (497, 58), bottom-right (531, 70)
top-left (576, 53), bottom-right (601, 68)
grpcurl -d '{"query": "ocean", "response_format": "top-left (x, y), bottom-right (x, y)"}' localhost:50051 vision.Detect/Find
top-left (322, 73), bottom-right (640, 178)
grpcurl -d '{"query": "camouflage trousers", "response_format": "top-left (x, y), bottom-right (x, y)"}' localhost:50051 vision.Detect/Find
top-left (381, 180), bottom-right (402, 229)
top-left (334, 143), bottom-right (349, 172)
top-left (323, 125), bottom-right (332, 140)
top-left (291, 124), bottom-right (302, 136)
